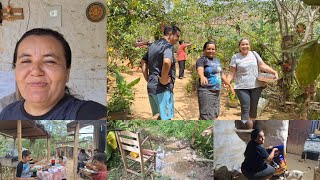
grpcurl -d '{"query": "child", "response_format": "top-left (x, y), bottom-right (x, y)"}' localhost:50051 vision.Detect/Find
top-left (57, 156), bottom-right (65, 166)
top-left (16, 150), bottom-right (34, 180)
top-left (90, 153), bottom-right (107, 180)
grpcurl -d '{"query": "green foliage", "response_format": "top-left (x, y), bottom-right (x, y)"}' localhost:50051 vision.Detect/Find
top-left (186, 66), bottom-right (199, 93)
top-left (296, 39), bottom-right (320, 87)
top-left (107, 0), bottom-right (164, 64)
top-left (0, 136), bottom-right (12, 156)
top-left (108, 70), bottom-right (140, 113)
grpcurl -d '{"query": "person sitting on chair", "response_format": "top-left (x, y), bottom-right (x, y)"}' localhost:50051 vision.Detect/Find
top-left (16, 150), bottom-right (35, 180)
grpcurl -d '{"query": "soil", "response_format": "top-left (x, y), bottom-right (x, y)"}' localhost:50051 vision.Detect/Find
top-left (65, 159), bottom-right (83, 179)
top-left (107, 136), bottom-right (213, 180)
top-left (108, 67), bottom-right (296, 120)
top-left (156, 145), bottom-right (213, 180)
top-left (233, 153), bottom-right (318, 180)
top-left (285, 153), bottom-right (318, 180)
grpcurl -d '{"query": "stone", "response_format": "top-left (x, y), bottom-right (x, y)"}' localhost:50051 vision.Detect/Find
top-left (214, 166), bottom-right (232, 180)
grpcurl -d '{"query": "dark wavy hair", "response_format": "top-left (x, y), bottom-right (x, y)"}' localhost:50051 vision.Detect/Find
top-left (251, 129), bottom-right (263, 140)
top-left (203, 41), bottom-right (217, 51)
top-left (93, 153), bottom-right (107, 165)
top-left (22, 150), bottom-right (31, 158)
top-left (163, 25), bottom-right (181, 35)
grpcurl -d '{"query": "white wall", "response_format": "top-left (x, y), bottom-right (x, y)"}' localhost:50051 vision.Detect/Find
top-left (214, 120), bottom-right (247, 170)
top-left (0, 0), bottom-right (106, 105)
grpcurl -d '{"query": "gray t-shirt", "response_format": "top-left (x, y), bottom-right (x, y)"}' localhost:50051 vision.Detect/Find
top-left (230, 51), bottom-right (264, 89)
top-left (142, 38), bottom-right (175, 95)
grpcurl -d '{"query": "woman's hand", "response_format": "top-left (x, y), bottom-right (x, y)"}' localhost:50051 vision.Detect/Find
top-left (223, 83), bottom-right (235, 96)
top-left (266, 146), bottom-right (273, 150)
top-left (273, 71), bottom-right (279, 80)
top-left (200, 76), bottom-right (208, 86)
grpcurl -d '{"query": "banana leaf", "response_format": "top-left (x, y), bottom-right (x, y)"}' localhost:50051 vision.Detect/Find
top-left (282, 39), bottom-right (317, 53)
top-left (127, 77), bottom-right (140, 89)
top-left (106, 144), bottom-right (113, 161)
top-left (296, 40), bottom-right (320, 87)
top-left (302, 0), bottom-right (320, 5)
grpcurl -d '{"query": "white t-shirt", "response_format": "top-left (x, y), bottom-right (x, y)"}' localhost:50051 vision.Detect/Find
top-left (230, 51), bottom-right (264, 89)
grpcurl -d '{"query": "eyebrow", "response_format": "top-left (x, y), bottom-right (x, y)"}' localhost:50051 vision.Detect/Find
top-left (17, 53), bottom-right (31, 59)
top-left (17, 53), bottom-right (61, 60)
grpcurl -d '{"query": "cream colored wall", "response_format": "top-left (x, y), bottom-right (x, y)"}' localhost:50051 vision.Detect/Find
top-left (0, 0), bottom-right (106, 105)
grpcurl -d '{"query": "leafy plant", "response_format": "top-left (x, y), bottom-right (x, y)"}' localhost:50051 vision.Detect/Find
top-left (186, 65), bottom-right (199, 93)
top-left (108, 70), bottom-right (140, 113)
top-left (228, 83), bottom-right (237, 100)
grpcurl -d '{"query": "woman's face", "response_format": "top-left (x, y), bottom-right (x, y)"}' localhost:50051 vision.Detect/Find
top-left (239, 39), bottom-right (250, 55)
top-left (15, 35), bottom-right (70, 106)
top-left (204, 44), bottom-right (216, 58)
top-left (255, 131), bottom-right (265, 144)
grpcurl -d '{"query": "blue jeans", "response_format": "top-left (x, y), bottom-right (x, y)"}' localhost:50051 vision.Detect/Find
top-left (235, 87), bottom-right (263, 120)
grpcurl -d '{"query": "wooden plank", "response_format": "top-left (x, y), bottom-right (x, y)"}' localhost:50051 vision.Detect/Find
top-left (115, 131), bottom-right (129, 170)
top-left (47, 138), bottom-right (50, 162)
top-left (17, 120), bottom-right (22, 162)
top-left (119, 131), bottom-right (138, 139)
top-left (126, 154), bottom-right (151, 163)
top-left (121, 144), bottom-right (139, 154)
top-left (127, 169), bottom-right (142, 177)
top-left (119, 137), bottom-right (139, 146)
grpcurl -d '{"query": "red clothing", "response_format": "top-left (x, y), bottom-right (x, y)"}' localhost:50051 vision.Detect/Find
top-left (93, 167), bottom-right (107, 180)
top-left (177, 44), bottom-right (188, 61)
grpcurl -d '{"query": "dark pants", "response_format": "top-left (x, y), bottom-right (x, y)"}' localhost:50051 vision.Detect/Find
top-left (198, 88), bottom-right (220, 120)
top-left (235, 87), bottom-right (263, 120)
top-left (242, 164), bottom-right (275, 180)
top-left (178, 60), bottom-right (186, 78)
top-left (77, 162), bottom-right (85, 173)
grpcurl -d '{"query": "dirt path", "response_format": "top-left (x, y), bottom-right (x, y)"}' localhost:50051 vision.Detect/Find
top-left (118, 68), bottom-right (294, 120)
top-left (285, 153), bottom-right (318, 180)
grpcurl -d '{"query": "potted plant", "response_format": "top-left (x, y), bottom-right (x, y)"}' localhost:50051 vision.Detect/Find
top-left (108, 70), bottom-right (140, 120)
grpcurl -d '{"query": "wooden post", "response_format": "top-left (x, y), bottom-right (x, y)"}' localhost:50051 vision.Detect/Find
top-left (17, 120), bottom-right (22, 161)
top-left (47, 137), bottom-right (51, 162)
top-left (93, 123), bottom-right (100, 150)
top-left (73, 121), bottom-right (80, 178)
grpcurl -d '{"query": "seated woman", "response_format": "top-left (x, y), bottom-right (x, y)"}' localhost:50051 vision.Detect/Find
top-left (241, 129), bottom-right (278, 180)
top-left (0, 28), bottom-right (106, 120)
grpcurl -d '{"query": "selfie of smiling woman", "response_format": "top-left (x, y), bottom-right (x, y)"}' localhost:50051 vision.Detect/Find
top-left (0, 0), bottom-right (107, 120)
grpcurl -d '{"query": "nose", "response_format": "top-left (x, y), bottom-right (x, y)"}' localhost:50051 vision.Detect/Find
top-left (30, 62), bottom-right (45, 76)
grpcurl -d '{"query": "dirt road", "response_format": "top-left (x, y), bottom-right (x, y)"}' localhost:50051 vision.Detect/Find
top-left (118, 68), bottom-right (292, 120)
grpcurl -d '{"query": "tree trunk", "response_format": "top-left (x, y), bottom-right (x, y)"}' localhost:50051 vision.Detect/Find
top-left (280, 35), bottom-right (296, 101)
